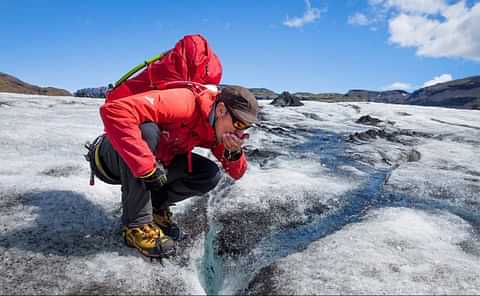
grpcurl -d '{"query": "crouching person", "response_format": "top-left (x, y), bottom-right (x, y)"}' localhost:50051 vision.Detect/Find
top-left (85, 85), bottom-right (258, 258)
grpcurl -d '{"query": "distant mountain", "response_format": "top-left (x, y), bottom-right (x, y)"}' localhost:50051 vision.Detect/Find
top-left (289, 90), bottom-right (409, 104)
top-left (248, 88), bottom-right (278, 100)
top-left (294, 76), bottom-right (479, 110)
top-left (8, 70), bottom-right (478, 110)
top-left (406, 76), bottom-right (480, 110)
top-left (294, 89), bottom-right (410, 104)
top-left (344, 90), bottom-right (410, 104)
top-left (290, 90), bottom-right (410, 104)
top-left (294, 92), bottom-right (348, 102)
top-left (0, 72), bottom-right (71, 96)
top-left (219, 85), bottom-right (278, 100)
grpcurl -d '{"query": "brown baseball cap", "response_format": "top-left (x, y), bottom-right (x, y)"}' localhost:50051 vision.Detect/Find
top-left (217, 85), bottom-right (259, 125)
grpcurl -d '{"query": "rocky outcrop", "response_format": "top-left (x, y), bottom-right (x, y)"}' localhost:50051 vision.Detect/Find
top-left (0, 72), bottom-right (71, 96)
top-left (347, 128), bottom-right (434, 147)
top-left (270, 91), bottom-right (304, 107)
top-left (74, 87), bottom-right (108, 98)
top-left (406, 76), bottom-right (480, 110)
top-left (355, 115), bottom-right (384, 126)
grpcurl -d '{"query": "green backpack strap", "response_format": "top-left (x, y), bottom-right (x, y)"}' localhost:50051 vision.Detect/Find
top-left (113, 51), bottom-right (168, 88)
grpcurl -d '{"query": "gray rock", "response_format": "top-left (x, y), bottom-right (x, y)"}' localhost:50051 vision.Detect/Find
top-left (270, 92), bottom-right (304, 107)
top-left (74, 87), bottom-right (108, 98)
top-left (347, 128), bottom-right (434, 145)
top-left (356, 115), bottom-right (383, 126)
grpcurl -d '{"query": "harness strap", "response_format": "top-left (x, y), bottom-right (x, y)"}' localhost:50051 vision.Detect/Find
top-left (187, 151), bottom-right (193, 173)
top-left (84, 142), bottom-right (96, 186)
top-left (94, 140), bottom-right (117, 184)
top-left (84, 135), bottom-right (119, 186)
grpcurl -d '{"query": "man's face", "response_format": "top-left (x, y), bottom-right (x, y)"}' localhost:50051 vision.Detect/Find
top-left (214, 102), bottom-right (246, 143)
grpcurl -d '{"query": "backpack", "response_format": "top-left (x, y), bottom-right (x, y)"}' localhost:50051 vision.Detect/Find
top-left (105, 34), bottom-right (223, 102)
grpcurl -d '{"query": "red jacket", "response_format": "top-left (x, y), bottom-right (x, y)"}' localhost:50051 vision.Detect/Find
top-left (99, 87), bottom-right (247, 180)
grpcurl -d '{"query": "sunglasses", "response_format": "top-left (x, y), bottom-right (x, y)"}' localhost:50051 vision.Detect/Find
top-left (226, 106), bottom-right (251, 130)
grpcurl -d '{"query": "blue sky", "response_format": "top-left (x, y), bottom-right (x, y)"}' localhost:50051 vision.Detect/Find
top-left (0, 0), bottom-right (479, 93)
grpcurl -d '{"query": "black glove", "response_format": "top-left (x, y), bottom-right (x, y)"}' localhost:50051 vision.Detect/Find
top-left (224, 148), bottom-right (243, 161)
top-left (138, 165), bottom-right (168, 191)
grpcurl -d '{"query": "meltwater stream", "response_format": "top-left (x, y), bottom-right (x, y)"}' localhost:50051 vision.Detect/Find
top-left (200, 128), bottom-right (395, 294)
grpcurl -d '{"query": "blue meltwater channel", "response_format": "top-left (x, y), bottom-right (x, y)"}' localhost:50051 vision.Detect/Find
top-left (198, 128), bottom-right (435, 294)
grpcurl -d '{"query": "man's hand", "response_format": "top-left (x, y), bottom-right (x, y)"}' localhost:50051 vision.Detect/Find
top-left (138, 166), bottom-right (168, 191)
top-left (223, 133), bottom-right (249, 161)
top-left (222, 132), bottom-right (249, 152)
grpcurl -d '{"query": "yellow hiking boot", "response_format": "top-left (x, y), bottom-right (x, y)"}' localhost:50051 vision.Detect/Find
top-left (153, 207), bottom-right (181, 240)
top-left (123, 223), bottom-right (175, 258)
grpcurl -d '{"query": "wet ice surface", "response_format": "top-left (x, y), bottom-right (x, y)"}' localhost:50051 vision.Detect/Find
top-left (247, 207), bottom-right (480, 295)
top-left (0, 93), bottom-right (479, 294)
top-left (207, 102), bottom-right (480, 294)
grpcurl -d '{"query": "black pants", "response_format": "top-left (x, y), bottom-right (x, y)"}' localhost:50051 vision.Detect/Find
top-left (97, 123), bottom-right (221, 227)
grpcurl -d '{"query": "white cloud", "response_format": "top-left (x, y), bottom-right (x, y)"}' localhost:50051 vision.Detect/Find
top-left (284, 0), bottom-right (322, 28)
top-left (369, 0), bottom-right (447, 15)
top-left (382, 74), bottom-right (453, 91)
top-left (364, 0), bottom-right (480, 62)
top-left (347, 6), bottom-right (387, 28)
top-left (382, 81), bottom-right (414, 90)
top-left (348, 12), bottom-right (371, 26)
top-left (423, 73), bottom-right (453, 87)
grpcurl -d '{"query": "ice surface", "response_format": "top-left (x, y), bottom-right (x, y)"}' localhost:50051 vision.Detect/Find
top-left (219, 101), bottom-right (480, 294)
top-left (64, 238), bottom-right (206, 295)
top-left (265, 207), bottom-right (480, 295)
top-left (210, 101), bottom-right (368, 216)
top-left (210, 157), bottom-right (361, 214)
top-left (0, 94), bottom-right (212, 294)
top-left (385, 139), bottom-right (480, 204)
top-left (1, 93), bottom-right (479, 294)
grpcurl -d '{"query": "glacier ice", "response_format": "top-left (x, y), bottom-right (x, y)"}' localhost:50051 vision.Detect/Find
top-left (0, 93), bottom-right (479, 294)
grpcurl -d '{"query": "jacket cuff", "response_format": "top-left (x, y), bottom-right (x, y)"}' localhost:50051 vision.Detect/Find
top-left (138, 167), bottom-right (157, 179)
